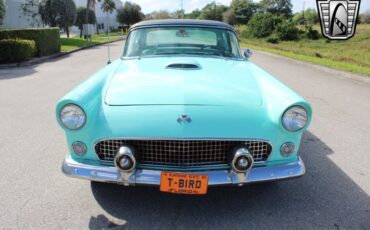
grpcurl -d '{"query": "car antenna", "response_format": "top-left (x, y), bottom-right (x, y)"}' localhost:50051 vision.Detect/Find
top-left (107, 43), bottom-right (112, 64)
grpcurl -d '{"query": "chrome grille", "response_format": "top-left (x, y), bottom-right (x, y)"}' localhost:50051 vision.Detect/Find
top-left (95, 139), bottom-right (272, 167)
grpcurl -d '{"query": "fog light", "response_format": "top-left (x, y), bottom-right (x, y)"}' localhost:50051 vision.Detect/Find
top-left (119, 156), bottom-right (133, 169)
top-left (236, 157), bottom-right (250, 170)
top-left (114, 146), bottom-right (136, 171)
top-left (232, 147), bottom-right (254, 173)
top-left (72, 141), bottom-right (87, 156)
top-left (280, 142), bottom-right (295, 157)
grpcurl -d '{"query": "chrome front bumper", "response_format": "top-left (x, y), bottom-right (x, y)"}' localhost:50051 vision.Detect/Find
top-left (62, 157), bottom-right (305, 186)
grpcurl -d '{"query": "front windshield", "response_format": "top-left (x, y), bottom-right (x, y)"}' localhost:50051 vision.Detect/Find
top-left (123, 27), bottom-right (241, 59)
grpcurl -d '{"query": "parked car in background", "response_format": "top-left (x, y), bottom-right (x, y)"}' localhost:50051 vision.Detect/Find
top-left (57, 19), bottom-right (312, 195)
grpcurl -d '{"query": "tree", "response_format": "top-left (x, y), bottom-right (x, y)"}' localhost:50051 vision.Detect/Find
top-left (38, 0), bottom-right (48, 26)
top-left (146, 10), bottom-right (172, 20)
top-left (44, 0), bottom-right (77, 38)
top-left (19, 0), bottom-right (48, 27)
top-left (172, 10), bottom-right (184, 19)
top-left (199, 2), bottom-right (227, 21)
top-left (223, 9), bottom-right (236, 25)
top-left (101, 0), bottom-right (116, 34)
top-left (230, 0), bottom-right (261, 24)
top-left (247, 13), bottom-right (282, 38)
top-left (75, 7), bottom-right (96, 37)
top-left (275, 20), bottom-right (300, 40)
top-left (84, 0), bottom-right (93, 28)
top-left (0, 0), bottom-right (6, 25)
top-left (185, 9), bottom-right (201, 19)
top-left (292, 8), bottom-right (319, 25)
top-left (101, 0), bottom-right (115, 18)
top-left (84, 0), bottom-right (102, 35)
top-left (360, 10), bottom-right (370, 24)
top-left (116, 1), bottom-right (143, 28)
top-left (260, 0), bottom-right (292, 18)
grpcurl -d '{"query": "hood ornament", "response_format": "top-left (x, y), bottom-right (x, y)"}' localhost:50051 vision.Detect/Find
top-left (177, 114), bottom-right (192, 123)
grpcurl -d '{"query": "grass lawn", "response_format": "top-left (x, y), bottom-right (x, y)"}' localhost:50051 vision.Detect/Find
top-left (240, 24), bottom-right (370, 76)
top-left (61, 35), bottom-right (124, 52)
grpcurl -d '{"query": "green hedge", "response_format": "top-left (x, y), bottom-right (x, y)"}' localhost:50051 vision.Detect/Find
top-left (0, 28), bottom-right (60, 56)
top-left (0, 39), bottom-right (37, 63)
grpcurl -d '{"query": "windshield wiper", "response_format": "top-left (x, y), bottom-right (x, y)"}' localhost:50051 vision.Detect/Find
top-left (183, 51), bottom-right (234, 58)
top-left (155, 52), bottom-right (182, 55)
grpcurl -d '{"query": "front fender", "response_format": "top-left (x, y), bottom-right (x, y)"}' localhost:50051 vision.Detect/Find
top-left (55, 59), bottom-right (122, 130)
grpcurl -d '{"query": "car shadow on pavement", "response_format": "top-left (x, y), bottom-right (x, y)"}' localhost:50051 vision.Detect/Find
top-left (90, 131), bottom-right (370, 230)
top-left (0, 67), bottom-right (38, 80)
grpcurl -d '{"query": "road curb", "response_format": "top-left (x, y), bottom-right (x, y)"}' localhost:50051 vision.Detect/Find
top-left (0, 37), bottom-right (125, 69)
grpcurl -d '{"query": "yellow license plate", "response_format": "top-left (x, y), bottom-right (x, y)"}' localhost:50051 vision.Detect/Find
top-left (160, 172), bottom-right (208, 195)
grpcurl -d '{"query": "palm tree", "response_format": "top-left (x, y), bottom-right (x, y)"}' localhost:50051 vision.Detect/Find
top-left (85, 0), bottom-right (94, 27)
top-left (101, 0), bottom-right (116, 35)
top-left (85, 0), bottom-right (101, 36)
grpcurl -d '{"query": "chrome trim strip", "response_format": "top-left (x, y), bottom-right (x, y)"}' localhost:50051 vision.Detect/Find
top-left (121, 54), bottom-right (243, 62)
top-left (93, 137), bottom-right (274, 165)
top-left (62, 156), bottom-right (305, 186)
top-left (94, 137), bottom-right (272, 142)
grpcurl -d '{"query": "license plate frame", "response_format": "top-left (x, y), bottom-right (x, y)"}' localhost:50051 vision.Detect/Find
top-left (160, 172), bottom-right (208, 195)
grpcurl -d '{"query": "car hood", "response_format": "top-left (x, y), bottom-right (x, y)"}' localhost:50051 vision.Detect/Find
top-left (104, 57), bottom-right (262, 107)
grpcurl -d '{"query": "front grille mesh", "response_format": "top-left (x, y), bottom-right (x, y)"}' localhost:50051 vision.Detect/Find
top-left (95, 139), bottom-right (272, 167)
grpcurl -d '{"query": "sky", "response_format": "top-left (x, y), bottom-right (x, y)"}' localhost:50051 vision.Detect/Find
top-left (120, 0), bottom-right (369, 14)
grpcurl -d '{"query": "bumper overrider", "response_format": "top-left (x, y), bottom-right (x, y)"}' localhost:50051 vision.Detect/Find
top-left (62, 156), bottom-right (305, 186)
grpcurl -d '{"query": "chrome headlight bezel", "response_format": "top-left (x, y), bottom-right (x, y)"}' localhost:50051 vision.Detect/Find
top-left (59, 104), bottom-right (86, 130)
top-left (282, 106), bottom-right (309, 132)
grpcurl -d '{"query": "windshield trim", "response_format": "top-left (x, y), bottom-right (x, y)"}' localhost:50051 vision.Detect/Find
top-left (128, 23), bottom-right (237, 33)
top-left (120, 53), bottom-right (243, 61)
top-left (122, 25), bottom-right (243, 60)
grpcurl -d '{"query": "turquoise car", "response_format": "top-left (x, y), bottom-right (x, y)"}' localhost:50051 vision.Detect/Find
top-left (57, 20), bottom-right (312, 195)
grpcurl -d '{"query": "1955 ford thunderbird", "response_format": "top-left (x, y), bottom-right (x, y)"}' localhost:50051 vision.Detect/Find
top-left (57, 19), bottom-right (312, 195)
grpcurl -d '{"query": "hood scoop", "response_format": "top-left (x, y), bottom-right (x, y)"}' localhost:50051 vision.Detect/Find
top-left (165, 62), bottom-right (201, 70)
top-left (105, 57), bottom-right (263, 107)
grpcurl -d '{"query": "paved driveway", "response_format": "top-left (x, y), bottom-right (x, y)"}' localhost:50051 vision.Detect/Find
top-left (0, 41), bottom-right (369, 229)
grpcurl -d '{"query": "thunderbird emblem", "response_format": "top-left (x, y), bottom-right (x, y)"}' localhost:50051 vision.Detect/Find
top-left (177, 114), bottom-right (192, 123)
top-left (317, 0), bottom-right (361, 40)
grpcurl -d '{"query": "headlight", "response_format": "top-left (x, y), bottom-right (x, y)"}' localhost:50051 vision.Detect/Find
top-left (59, 104), bottom-right (86, 130)
top-left (282, 106), bottom-right (308, 132)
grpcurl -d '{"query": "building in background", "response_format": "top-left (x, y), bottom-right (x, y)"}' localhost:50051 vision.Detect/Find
top-left (0, 0), bottom-right (43, 29)
top-left (1, 0), bottom-right (122, 33)
top-left (73, 0), bottom-right (123, 34)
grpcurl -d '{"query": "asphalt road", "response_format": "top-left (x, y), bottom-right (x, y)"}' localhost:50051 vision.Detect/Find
top-left (0, 41), bottom-right (369, 229)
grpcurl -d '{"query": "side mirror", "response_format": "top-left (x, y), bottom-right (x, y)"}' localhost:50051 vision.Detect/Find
top-left (244, 48), bottom-right (252, 59)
